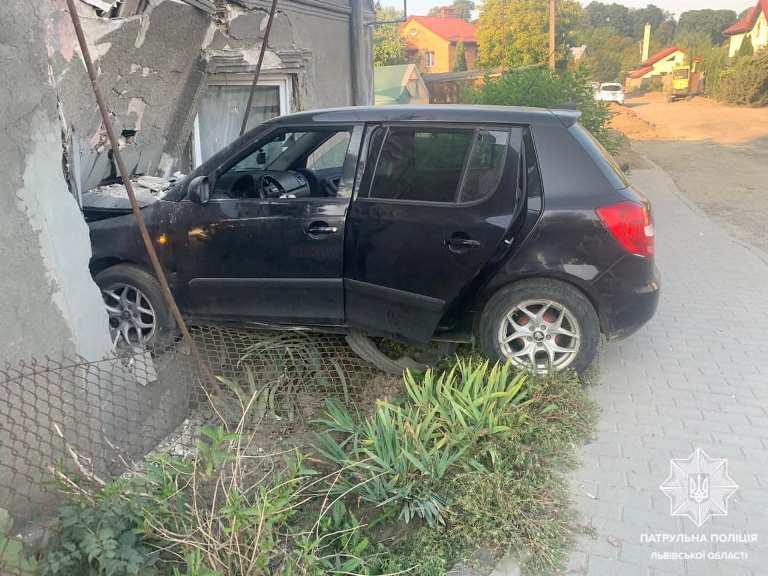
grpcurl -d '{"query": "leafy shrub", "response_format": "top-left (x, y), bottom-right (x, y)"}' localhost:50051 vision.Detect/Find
top-left (315, 397), bottom-right (464, 526)
top-left (466, 66), bottom-right (617, 150)
top-left (715, 50), bottom-right (768, 106)
top-left (314, 359), bottom-right (530, 526)
top-left (0, 509), bottom-right (37, 576)
top-left (447, 373), bottom-right (596, 575)
top-left (39, 483), bottom-right (159, 576)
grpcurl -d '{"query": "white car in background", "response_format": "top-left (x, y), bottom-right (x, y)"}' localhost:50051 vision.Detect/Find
top-left (594, 82), bottom-right (625, 105)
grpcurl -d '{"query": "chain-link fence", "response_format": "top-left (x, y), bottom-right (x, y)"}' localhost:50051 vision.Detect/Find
top-left (0, 325), bottom-right (385, 573)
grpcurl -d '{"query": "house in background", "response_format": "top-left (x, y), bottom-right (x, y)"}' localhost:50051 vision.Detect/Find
top-left (400, 16), bottom-right (477, 74)
top-left (723, 0), bottom-right (768, 57)
top-left (374, 64), bottom-right (430, 105)
top-left (626, 46), bottom-right (687, 86)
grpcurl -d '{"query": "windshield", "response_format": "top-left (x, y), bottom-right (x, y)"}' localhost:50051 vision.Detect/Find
top-left (601, 84), bottom-right (623, 92)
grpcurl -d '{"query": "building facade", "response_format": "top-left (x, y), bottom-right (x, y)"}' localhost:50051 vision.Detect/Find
top-left (400, 16), bottom-right (477, 74)
top-left (723, 0), bottom-right (768, 57)
top-left (627, 46), bottom-right (687, 81)
top-left (0, 0), bottom-right (374, 365)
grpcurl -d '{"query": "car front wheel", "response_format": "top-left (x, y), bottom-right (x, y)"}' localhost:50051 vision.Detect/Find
top-left (94, 264), bottom-right (175, 351)
top-left (478, 279), bottom-right (600, 375)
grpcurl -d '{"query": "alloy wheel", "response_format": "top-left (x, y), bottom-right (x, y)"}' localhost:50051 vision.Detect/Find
top-left (497, 299), bottom-right (581, 374)
top-left (102, 283), bottom-right (157, 349)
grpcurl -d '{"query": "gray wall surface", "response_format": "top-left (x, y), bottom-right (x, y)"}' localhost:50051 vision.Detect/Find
top-left (0, 1), bottom-right (112, 365)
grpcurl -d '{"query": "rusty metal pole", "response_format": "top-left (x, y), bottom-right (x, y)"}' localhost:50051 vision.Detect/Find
top-left (240, 0), bottom-right (279, 136)
top-left (64, 0), bottom-right (215, 386)
top-left (549, 0), bottom-right (556, 71)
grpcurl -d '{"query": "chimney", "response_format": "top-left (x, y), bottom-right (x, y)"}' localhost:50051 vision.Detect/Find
top-left (641, 23), bottom-right (651, 62)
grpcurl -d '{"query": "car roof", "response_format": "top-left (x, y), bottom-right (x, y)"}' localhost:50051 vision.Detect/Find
top-left (600, 83), bottom-right (623, 87)
top-left (268, 105), bottom-right (581, 128)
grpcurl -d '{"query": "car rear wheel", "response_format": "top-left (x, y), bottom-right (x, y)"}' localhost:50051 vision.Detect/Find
top-left (478, 279), bottom-right (600, 375)
top-left (94, 264), bottom-right (175, 351)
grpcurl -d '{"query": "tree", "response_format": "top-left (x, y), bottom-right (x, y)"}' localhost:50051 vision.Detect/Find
top-left (737, 35), bottom-right (755, 58)
top-left (627, 4), bottom-right (670, 40)
top-left (674, 31), bottom-right (713, 61)
top-left (466, 66), bottom-right (616, 149)
top-left (477, 0), bottom-right (582, 69)
top-left (428, 0), bottom-right (475, 21)
top-left (373, 3), bottom-right (406, 67)
top-left (582, 2), bottom-right (632, 37)
top-left (580, 26), bottom-right (638, 81)
top-left (677, 9), bottom-right (737, 45)
top-left (453, 40), bottom-right (468, 71)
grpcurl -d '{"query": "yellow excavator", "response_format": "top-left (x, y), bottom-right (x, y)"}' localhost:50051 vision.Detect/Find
top-left (666, 60), bottom-right (702, 102)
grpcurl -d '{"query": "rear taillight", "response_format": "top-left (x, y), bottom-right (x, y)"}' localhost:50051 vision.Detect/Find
top-left (596, 201), bottom-right (654, 258)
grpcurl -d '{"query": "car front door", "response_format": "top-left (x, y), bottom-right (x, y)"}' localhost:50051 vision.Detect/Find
top-left (344, 123), bottom-right (524, 343)
top-left (176, 124), bottom-right (363, 325)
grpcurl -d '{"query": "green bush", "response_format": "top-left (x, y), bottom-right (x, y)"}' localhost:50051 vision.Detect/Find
top-left (314, 359), bottom-right (530, 526)
top-left (466, 66), bottom-right (617, 150)
top-left (715, 50), bottom-right (768, 106)
top-left (39, 356), bottom-right (595, 576)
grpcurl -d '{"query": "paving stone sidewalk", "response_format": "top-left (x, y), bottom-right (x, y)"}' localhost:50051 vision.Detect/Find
top-left (566, 161), bottom-right (768, 576)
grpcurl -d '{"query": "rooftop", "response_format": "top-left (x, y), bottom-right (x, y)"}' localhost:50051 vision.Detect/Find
top-left (403, 16), bottom-right (477, 43)
top-left (723, 0), bottom-right (768, 35)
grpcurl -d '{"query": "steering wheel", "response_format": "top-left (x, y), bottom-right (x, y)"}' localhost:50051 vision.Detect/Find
top-left (256, 174), bottom-right (285, 199)
top-left (296, 169), bottom-right (322, 196)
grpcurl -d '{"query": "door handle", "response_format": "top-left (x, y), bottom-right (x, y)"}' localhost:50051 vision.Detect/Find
top-left (306, 221), bottom-right (338, 237)
top-left (446, 235), bottom-right (481, 253)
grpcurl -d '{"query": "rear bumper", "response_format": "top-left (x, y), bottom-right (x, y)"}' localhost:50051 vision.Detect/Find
top-left (595, 261), bottom-right (660, 341)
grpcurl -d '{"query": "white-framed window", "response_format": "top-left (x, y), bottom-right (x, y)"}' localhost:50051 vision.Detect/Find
top-left (425, 51), bottom-right (435, 68)
top-left (192, 74), bottom-right (291, 167)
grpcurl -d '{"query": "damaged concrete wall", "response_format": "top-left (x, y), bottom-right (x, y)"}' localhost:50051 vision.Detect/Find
top-left (53, 0), bottom-right (374, 191)
top-left (0, 1), bottom-right (112, 365)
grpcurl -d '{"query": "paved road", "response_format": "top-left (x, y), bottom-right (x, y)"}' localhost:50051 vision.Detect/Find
top-left (566, 161), bottom-right (768, 575)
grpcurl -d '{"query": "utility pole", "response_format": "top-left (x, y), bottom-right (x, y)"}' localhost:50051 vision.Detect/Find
top-left (548, 0), bottom-right (556, 70)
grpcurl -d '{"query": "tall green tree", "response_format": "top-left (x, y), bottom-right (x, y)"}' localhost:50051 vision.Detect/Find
top-left (582, 2), bottom-right (632, 37)
top-left (428, 0), bottom-right (475, 21)
top-left (453, 40), bottom-right (468, 71)
top-left (677, 9), bottom-right (737, 45)
top-left (580, 27), bottom-right (638, 80)
top-left (373, 3), bottom-right (406, 67)
top-left (627, 4), bottom-right (671, 39)
top-left (477, 0), bottom-right (582, 69)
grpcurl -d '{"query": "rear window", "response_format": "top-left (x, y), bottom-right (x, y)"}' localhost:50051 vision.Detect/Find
top-left (569, 124), bottom-right (629, 190)
top-left (601, 84), bottom-right (623, 92)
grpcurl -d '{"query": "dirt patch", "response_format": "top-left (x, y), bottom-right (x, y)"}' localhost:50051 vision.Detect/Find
top-left (611, 92), bottom-right (768, 258)
top-left (611, 93), bottom-right (768, 144)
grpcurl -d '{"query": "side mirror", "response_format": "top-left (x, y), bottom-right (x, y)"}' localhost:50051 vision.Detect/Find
top-left (188, 175), bottom-right (210, 205)
top-left (619, 162), bottom-right (630, 173)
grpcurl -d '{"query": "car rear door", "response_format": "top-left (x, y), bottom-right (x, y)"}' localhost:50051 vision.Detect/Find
top-left (344, 123), bottom-right (524, 343)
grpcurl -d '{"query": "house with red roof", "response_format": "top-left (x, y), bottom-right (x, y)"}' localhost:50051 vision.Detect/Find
top-left (723, 0), bottom-right (768, 57)
top-left (627, 46), bottom-right (687, 80)
top-left (400, 16), bottom-right (477, 74)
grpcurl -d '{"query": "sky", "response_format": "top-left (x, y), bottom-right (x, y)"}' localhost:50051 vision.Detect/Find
top-left (379, 0), bottom-right (755, 18)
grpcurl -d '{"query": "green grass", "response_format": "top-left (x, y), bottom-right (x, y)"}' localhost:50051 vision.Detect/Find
top-left (37, 356), bottom-right (595, 576)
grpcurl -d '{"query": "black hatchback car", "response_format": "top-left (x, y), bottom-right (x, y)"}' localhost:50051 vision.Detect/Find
top-left (85, 105), bottom-right (659, 374)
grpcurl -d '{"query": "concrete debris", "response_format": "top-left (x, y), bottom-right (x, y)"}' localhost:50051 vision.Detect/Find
top-left (80, 0), bottom-right (118, 12)
top-left (182, 0), bottom-right (216, 14)
top-left (81, 173), bottom-right (184, 211)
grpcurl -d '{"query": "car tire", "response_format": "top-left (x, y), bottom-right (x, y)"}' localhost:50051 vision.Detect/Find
top-left (478, 278), bottom-right (600, 375)
top-left (94, 264), bottom-right (176, 350)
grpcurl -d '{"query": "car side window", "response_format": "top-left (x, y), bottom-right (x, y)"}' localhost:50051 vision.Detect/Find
top-left (459, 130), bottom-right (510, 203)
top-left (523, 128), bottom-right (543, 201)
top-left (368, 127), bottom-right (474, 203)
top-left (211, 128), bottom-right (352, 200)
top-left (305, 132), bottom-right (351, 171)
